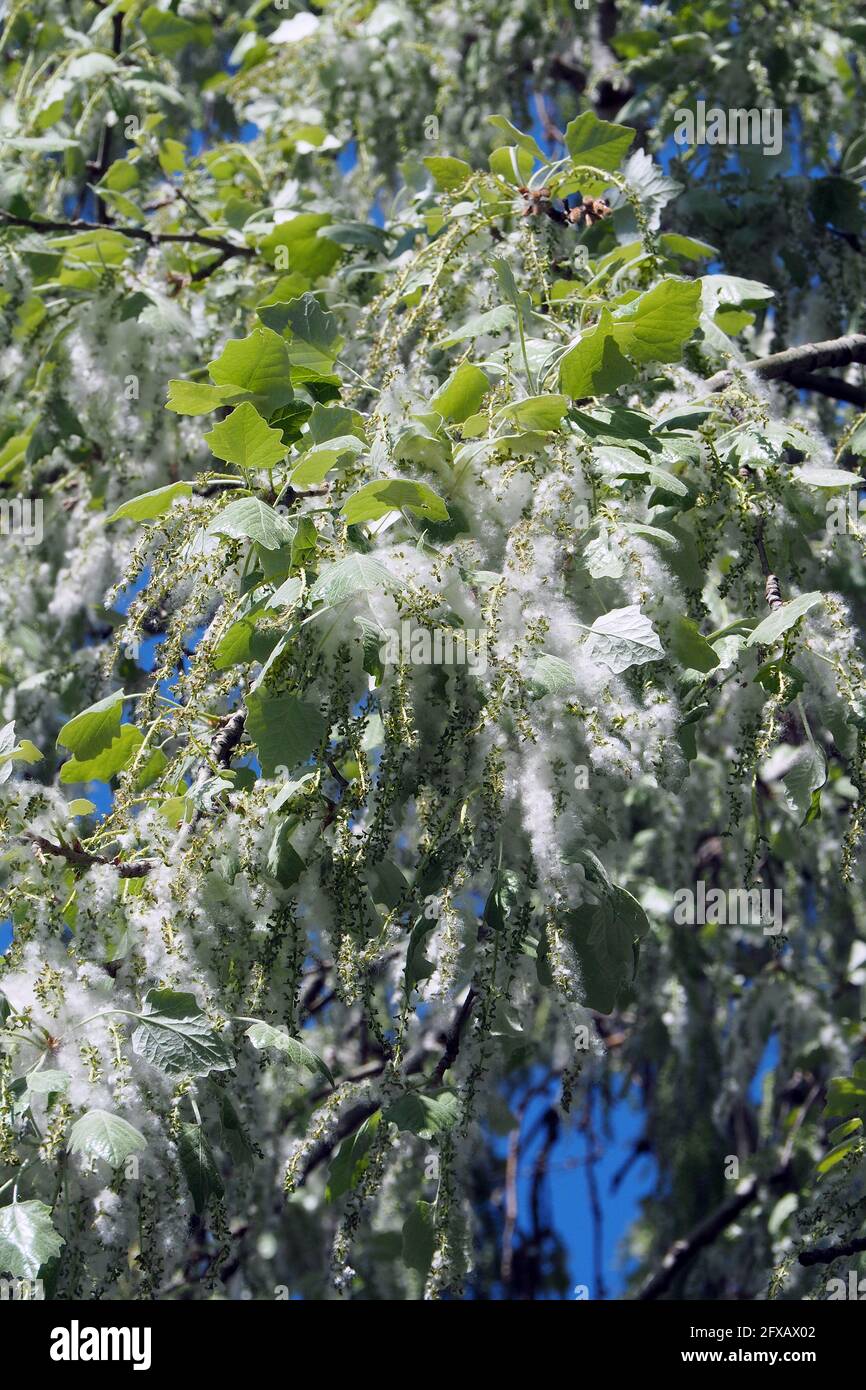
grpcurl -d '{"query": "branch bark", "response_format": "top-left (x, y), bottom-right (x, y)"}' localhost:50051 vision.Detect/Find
top-left (783, 371), bottom-right (866, 408)
top-left (637, 1175), bottom-right (761, 1299)
top-left (27, 835), bottom-right (156, 878)
top-left (799, 1234), bottom-right (866, 1267)
top-left (707, 333), bottom-right (866, 395)
top-left (431, 985), bottom-right (478, 1084)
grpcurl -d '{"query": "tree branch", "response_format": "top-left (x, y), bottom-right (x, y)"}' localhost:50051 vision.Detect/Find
top-left (707, 333), bottom-right (866, 395)
top-left (210, 707), bottom-right (247, 768)
top-left (799, 1234), bottom-right (866, 1267)
top-left (29, 709), bottom-right (248, 880)
top-left (637, 1175), bottom-right (761, 1299)
top-left (0, 211), bottom-right (256, 263)
top-left (783, 371), bottom-right (866, 408)
top-left (26, 835), bottom-right (156, 878)
top-left (292, 986), bottom-right (480, 1187)
top-left (431, 985), bottom-right (478, 1084)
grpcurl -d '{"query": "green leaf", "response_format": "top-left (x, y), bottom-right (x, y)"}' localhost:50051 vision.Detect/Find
top-left (499, 394), bottom-right (569, 432)
top-left (0, 135), bottom-right (80, 152)
top-left (405, 915), bottom-right (437, 991)
top-left (483, 869), bottom-right (521, 935)
top-left (566, 885), bottom-right (649, 1013)
top-left (793, 467), bottom-right (862, 489)
top-left (56, 691), bottom-right (126, 760)
top-left (269, 400), bottom-right (313, 444)
top-left (767, 1193), bottom-right (798, 1234)
top-left (166, 380), bottom-right (240, 415)
top-left (402, 1200), bottom-right (435, 1275)
top-left (384, 1090), bottom-right (460, 1137)
top-left (0, 721), bottom-right (42, 784)
top-left (25, 1069), bottom-right (70, 1096)
top-left (140, 5), bottom-right (203, 56)
top-left (290, 434), bottom-right (364, 485)
top-left (204, 403), bottom-right (288, 473)
top-left (207, 327), bottom-right (294, 417)
top-left (245, 690), bottom-right (326, 777)
top-left (212, 613), bottom-right (282, 671)
top-left (817, 1137), bottom-right (864, 1177)
top-left (745, 592), bottom-right (823, 647)
top-left (265, 576), bottom-right (304, 610)
top-left (258, 292), bottom-right (342, 372)
top-left (265, 819), bottom-right (307, 889)
top-left (158, 138), bottom-right (186, 176)
top-left (67, 1109), bottom-right (148, 1167)
top-left (436, 305), bottom-right (515, 348)
top-left (327, 1111), bottom-right (381, 1201)
top-left (430, 363), bottom-right (490, 423)
top-left (59, 723), bottom-right (143, 785)
top-left (309, 554), bottom-right (395, 606)
top-left (307, 403), bottom-right (365, 446)
top-left (260, 213), bottom-right (342, 279)
top-left (245, 1021), bottom-right (333, 1084)
top-left (583, 528), bottom-right (625, 579)
top-left (487, 116), bottom-right (547, 163)
top-left (422, 156), bottom-right (472, 190)
top-left (595, 447), bottom-right (689, 497)
top-left (0, 1201), bottom-right (64, 1280)
top-left (782, 742), bottom-right (827, 824)
top-left (661, 233), bottom-right (718, 260)
top-left (108, 482), bottom-right (193, 524)
top-left (489, 144), bottom-right (534, 186)
top-left (610, 279), bottom-right (702, 363)
top-left (530, 654), bottom-right (579, 694)
top-left (754, 659), bottom-right (805, 700)
top-left (207, 496), bottom-right (296, 550)
top-left (560, 311), bottom-right (635, 398)
top-left (177, 1123), bottom-right (224, 1214)
top-left (341, 479), bottom-right (449, 525)
top-left (564, 112), bottom-right (634, 171)
top-left (585, 605), bottom-right (664, 674)
top-left (824, 1073), bottom-right (866, 1120)
top-left (700, 275), bottom-right (775, 315)
top-left (669, 616), bottom-right (720, 673)
top-left (131, 989), bottom-right (234, 1078)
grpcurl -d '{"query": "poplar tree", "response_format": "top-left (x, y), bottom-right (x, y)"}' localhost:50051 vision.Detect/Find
top-left (1, 0), bottom-right (865, 1300)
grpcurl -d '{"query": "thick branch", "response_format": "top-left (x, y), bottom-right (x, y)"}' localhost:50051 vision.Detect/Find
top-left (637, 1176), bottom-right (760, 1299)
top-left (0, 211), bottom-right (256, 263)
top-left (799, 1234), bottom-right (866, 1267)
top-left (783, 371), bottom-right (866, 408)
top-left (210, 707), bottom-right (247, 768)
top-left (707, 333), bottom-right (866, 394)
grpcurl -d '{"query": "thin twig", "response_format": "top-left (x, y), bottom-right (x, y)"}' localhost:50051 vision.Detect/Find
top-left (26, 835), bottom-right (155, 878)
top-left (0, 211), bottom-right (256, 262)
